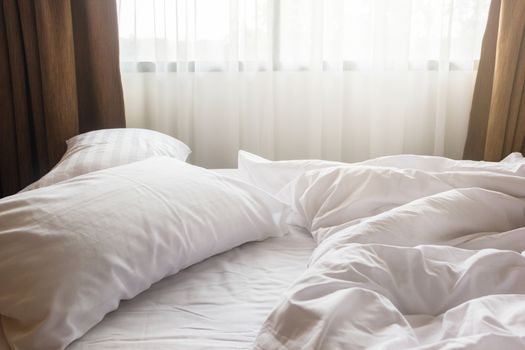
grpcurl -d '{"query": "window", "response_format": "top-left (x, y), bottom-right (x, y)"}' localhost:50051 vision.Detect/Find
top-left (117, 0), bottom-right (490, 72)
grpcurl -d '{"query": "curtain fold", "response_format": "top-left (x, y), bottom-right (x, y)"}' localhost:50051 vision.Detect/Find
top-left (463, 0), bottom-right (525, 160)
top-left (0, 0), bottom-right (125, 197)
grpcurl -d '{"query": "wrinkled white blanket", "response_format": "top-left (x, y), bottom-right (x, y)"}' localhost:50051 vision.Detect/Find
top-left (254, 153), bottom-right (525, 350)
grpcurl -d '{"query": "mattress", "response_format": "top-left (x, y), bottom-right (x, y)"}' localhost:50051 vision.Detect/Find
top-left (0, 169), bottom-right (315, 350)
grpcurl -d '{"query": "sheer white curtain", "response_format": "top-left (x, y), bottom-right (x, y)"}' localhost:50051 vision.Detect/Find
top-left (117, 0), bottom-right (490, 167)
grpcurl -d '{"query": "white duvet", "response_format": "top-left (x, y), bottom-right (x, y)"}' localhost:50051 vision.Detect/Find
top-left (251, 153), bottom-right (525, 350)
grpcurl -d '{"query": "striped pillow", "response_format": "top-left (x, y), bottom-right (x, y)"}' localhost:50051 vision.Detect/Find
top-left (23, 128), bottom-right (191, 192)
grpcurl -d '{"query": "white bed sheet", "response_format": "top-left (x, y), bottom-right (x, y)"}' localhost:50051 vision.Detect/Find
top-left (0, 169), bottom-right (315, 350)
top-left (67, 229), bottom-right (313, 350)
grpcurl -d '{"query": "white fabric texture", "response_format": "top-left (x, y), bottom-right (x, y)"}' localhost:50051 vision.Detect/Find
top-left (238, 150), bottom-right (344, 195)
top-left (64, 228), bottom-right (315, 350)
top-left (239, 150), bottom-right (525, 195)
top-left (23, 128), bottom-right (191, 192)
top-left (117, 0), bottom-right (490, 167)
top-left (0, 158), bottom-right (289, 350)
top-left (253, 154), bottom-right (525, 350)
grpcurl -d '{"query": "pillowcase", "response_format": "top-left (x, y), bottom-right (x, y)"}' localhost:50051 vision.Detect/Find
top-left (0, 157), bottom-right (289, 350)
top-left (22, 128), bottom-right (191, 192)
top-left (501, 152), bottom-right (525, 163)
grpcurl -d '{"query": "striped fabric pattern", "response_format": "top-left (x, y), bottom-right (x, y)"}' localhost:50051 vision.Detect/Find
top-left (22, 128), bottom-right (191, 192)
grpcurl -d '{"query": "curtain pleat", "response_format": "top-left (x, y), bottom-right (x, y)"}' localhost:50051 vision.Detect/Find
top-left (0, 0), bottom-right (39, 196)
top-left (71, 0), bottom-right (126, 133)
top-left (16, 1), bottom-right (50, 174)
top-left (33, 1), bottom-right (80, 167)
top-left (0, 0), bottom-right (125, 198)
top-left (464, 0), bottom-right (525, 160)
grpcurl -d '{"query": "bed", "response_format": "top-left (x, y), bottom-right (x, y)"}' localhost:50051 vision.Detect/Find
top-left (1, 129), bottom-right (525, 350)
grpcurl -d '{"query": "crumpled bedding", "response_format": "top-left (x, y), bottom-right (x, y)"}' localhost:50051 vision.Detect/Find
top-left (254, 153), bottom-right (525, 350)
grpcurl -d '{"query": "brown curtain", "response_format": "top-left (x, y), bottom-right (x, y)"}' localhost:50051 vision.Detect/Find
top-left (0, 0), bottom-right (125, 198)
top-left (464, 0), bottom-right (525, 161)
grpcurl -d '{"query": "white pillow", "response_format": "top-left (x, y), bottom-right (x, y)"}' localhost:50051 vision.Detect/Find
top-left (0, 157), bottom-right (289, 350)
top-left (501, 152), bottom-right (525, 163)
top-left (23, 128), bottom-right (191, 191)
